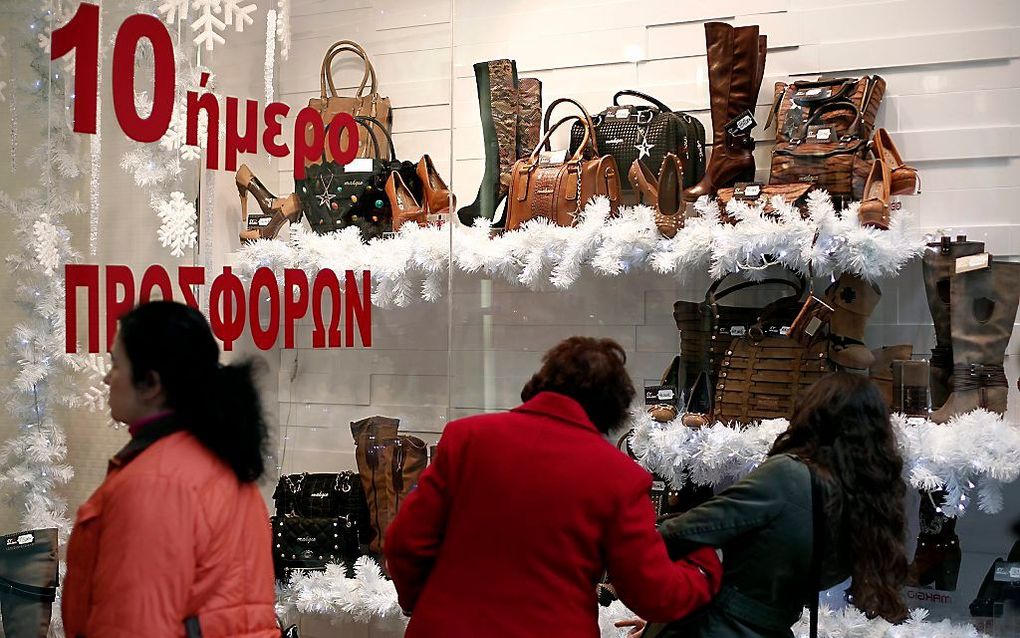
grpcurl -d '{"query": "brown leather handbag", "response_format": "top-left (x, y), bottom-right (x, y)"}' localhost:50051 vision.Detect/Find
top-left (674, 274), bottom-right (805, 401)
top-left (350, 416), bottom-right (427, 555)
top-left (714, 325), bottom-right (833, 424)
top-left (768, 76), bottom-right (885, 200)
top-left (715, 182), bottom-right (814, 223)
top-left (505, 99), bottom-right (621, 229)
top-left (307, 40), bottom-right (392, 163)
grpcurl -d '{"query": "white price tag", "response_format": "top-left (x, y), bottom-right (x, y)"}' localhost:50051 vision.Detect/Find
top-left (806, 88), bottom-right (823, 96)
top-left (346, 158), bottom-right (373, 172)
top-left (614, 108), bottom-right (631, 119)
top-left (955, 253), bottom-right (990, 273)
top-left (816, 128), bottom-right (831, 141)
top-left (538, 150), bottom-right (567, 165)
top-left (729, 326), bottom-right (746, 337)
top-left (743, 184), bottom-right (762, 197)
top-left (657, 389), bottom-right (675, 401)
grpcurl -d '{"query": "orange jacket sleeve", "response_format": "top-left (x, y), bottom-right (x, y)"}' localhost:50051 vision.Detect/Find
top-left (85, 476), bottom-right (201, 637)
top-left (603, 472), bottom-right (722, 623)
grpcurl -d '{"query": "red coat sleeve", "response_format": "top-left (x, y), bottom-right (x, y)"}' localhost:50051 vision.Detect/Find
top-left (86, 476), bottom-right (200, 637)
top-left (604, 471), bottom-right (722, 623)
top-left (384, 422), bottom-right (464, 613)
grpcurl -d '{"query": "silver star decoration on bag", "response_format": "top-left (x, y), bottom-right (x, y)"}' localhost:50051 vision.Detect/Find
top-left (635, 133), bottom-right (654, 159)
top-left (316, 173), bottom-right (336, 208)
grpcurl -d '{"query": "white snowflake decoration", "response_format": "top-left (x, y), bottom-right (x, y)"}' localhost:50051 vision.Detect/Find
top-left (154, 191), bottom-right (198, 257)
top-left (32, 219), bottom-right (63, 275)
top-left (157, 0), bottom-right (191, 25)
top-left (177, 0), bottom-right (258, 51)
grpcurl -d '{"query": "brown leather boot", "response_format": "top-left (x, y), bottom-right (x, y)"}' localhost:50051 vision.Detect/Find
top-left (869, 344), bottom-right (913, 408)
top-left (516, 77), bottom-right (542, 159)
top-left (922, 236), bottom-right (985, 409)
top-left (351, 416), bottom-right (428, 554)
top-left (0, 528), bottom-right (58, 638)
top-left (825, 273), bottom-right (881, 370)
top-left (682, 24), bottom-right (766, 202)
top-left (930, 259), bottom-right (1020, 423)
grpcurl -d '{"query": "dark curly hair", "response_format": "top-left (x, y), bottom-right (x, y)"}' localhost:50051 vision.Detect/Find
top-left (770, 371), bottom-right (908, 623)
top-left (521, 337), bottom-right (635, 433)
top-left (118, 301), bottom-right (269, 482)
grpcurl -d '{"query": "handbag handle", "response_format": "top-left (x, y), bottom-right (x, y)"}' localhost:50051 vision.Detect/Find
top-left (797, 101), bottom-right (862, 141)
top-left (705, 274), bottom-right (805, 307)
top-left (319, 117), bottom-right (382, 163)
top-left (353, 115), bottom-right (397, 161)
top-left (612, 89), bottom-right (672, 113)
top-left (319, 40), bottom-right (377, 101)
top-left (791, 78), bottom-right (857, 103)
top-left (541, 97), bottom-right (599, 156)
top-left (530, 115), bottom-right (590, 164)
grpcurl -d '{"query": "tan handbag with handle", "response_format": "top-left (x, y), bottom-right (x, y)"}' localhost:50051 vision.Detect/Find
top-left (505, 98), bottom-right (621, 230)
top-left (307, 40), bottom-right (392, 163)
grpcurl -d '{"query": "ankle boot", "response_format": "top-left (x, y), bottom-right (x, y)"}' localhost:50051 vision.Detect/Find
top-left (458, 59), bottom-right (519, 227)
top-left (825, 273), bottom-right (881, 370)
top-left (0, 528), bottom-right (58, 638)
top-left (908, 491), bottom-right (961, 591)
top-left (516, 77), bottom-right (542, 159)
top-left (930, 259), bottom-right (1020, 423)
top-left (922, 236), bottom-right (985, 409)
top-left (683, 23), bottom-right (766, 202)
top-left (869, 344), bottom-right (913, 408)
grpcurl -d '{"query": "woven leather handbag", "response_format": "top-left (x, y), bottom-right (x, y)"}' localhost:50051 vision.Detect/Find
top-left (715, 182), bottom-right (814, 224)
top-left (505, 99), bottom-right (621, 229)
top-left (714, 324), bottom-right (833, 424)
top-left (674, 274), bottom-right (805, 401)
top-left (569, 90), bottom-right (705, 193)
top-left (307, 40), bottom-right (392, 163)
top-left (351, 416), bottom-right (428, 555)
top-left (768, 76), bottom-right (885, 200)
top-left (297, 116), bottom-right (422, 239)
top-left (270, 515), bottom-right (362, 580)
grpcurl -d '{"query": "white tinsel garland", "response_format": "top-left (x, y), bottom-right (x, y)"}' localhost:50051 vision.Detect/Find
top-left (628, 408), bottom-right (1020, 517)
top-left (277, 559), bottom-right (986, 637)
top-left (234, 192), bottom-right (926, 308)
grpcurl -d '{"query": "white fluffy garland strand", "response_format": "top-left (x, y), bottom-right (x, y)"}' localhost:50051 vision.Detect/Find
top-left (234, 191), bottom-right (926, 308)
top-left (629, 408), bottom-right (1020, 517)
top-left (277, 561), bottom-right (987, 637)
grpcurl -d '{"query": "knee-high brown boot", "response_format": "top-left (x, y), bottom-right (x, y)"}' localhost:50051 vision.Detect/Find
top-left (921, 236), bottom-right (985, 409)
top-left (930, 259), bottom-right (1020, 423)
top-left (682, 23), bottom-right (767, 202)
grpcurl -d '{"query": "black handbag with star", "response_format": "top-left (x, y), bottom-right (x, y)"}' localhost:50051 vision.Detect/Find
top-left (568, 90), bottom-right (705, 196)
top-left (296, 116), bottom-right (422, 240)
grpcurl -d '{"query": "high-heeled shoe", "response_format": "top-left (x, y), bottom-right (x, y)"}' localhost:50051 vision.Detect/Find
top-left (386, 171), bottom-right (426, 232)
top-left (416, 155), bottom-right (455, 221)
top-left (858, 159), bottom-right (891, 230)
top-left (235, 164), bottom-right (278, 221)
top-left (654, 154), bottom-right (685, 238)
top-left (239, 193), bottom-right (303, 242)
top-left (872, 128), bottom-right (920, 196)
top-left (628, 159), bottom-right (658, 205)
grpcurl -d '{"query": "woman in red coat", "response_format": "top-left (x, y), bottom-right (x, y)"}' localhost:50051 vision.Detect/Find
top-left (62, 301), bottom-right (280, 638)
top-left (385, 337), bottom-right (723, 638)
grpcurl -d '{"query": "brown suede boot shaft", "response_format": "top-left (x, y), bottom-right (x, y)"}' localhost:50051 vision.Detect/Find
top-left (826, 273), bottom-right (881, 370)
top-left (930, 260), bottom-right (1020, 422)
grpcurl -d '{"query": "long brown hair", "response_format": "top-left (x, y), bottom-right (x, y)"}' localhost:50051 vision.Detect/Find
top-left (770, 371), bottom-right (908, 622)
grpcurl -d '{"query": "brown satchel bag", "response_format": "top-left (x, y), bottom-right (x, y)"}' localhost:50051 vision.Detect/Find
top-left (713, 321), bottom-right (833, 424)
top-left (768, 76), bottom-right (885, 200)
top-left (715, 182), bottom-right (814, 224)
top-left (350, 416), bottom-right (427, 555)
top-left (307, 40), bottom-right (392, 163)
top-left (505, 98), bottom-right (621, 229)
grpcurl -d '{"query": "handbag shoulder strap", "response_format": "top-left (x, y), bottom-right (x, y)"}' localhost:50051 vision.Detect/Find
top-left (319, 40), bottom-right (377, 101)
top-left (797, 100), bottom-right (863, 141)
top-left (612, 89), bottom-right (672, 113)
top-left (530, 115), bottom-right (590, 164)
top-left (320, 117), bottom-right (381, 163)
top-left (542, 98), bottom-right (599, 156)
top-left (353, 115), bottom-right (395, 161)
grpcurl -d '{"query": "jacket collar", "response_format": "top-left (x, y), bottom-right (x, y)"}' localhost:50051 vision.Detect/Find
top-left (512, 391), bottom-right (599, 433)
top-left (109, 413), bottom-right (182, 471)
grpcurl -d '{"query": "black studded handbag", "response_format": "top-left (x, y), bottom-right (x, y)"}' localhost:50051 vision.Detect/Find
top-left (569, 90), bottom-right (705, 196)
top-left (296, 116), bottom-right (421, 239)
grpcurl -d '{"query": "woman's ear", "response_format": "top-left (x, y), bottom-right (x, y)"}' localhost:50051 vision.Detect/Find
top-left (138, 369), bottom-right (165, 403)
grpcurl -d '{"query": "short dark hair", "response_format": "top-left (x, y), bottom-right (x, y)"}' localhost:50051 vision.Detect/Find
top-left (521, 337), bottom-right (635, 433)
top-left (118, 301), bottom-right (268, 482)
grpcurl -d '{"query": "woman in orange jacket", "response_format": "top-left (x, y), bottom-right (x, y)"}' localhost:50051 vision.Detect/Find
top-left (62, 301), bottom-right (280, 638)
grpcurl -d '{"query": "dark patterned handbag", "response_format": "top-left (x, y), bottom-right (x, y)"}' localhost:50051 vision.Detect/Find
top-left (569, 90), bottom-right (705, 194)
top-left (272, 471), bottom-right (371, 545)
top-left (270, 515), bottom-right (362, 580)
top-left (296, 116), bottom-right (421, 239)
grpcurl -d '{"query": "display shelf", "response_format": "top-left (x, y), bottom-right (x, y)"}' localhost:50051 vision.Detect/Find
top-left (630, 408), bottom-right (1020, 518)
top-left (232, 190), bottom-right (927, 308)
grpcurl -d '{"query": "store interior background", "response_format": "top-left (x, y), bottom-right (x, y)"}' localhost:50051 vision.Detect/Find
top-left (1, 0), bottom-right (1019, 636)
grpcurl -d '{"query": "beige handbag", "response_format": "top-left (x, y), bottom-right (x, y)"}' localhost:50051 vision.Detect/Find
top-left (307, 40), bottom-right (392, 163)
